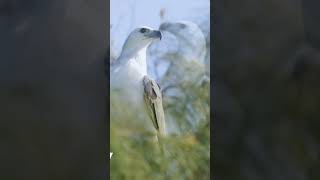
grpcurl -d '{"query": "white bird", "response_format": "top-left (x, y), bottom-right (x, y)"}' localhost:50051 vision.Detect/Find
top-left (110, 26), bottom-right (166, 141)
top-left (160, 21), bottom-right (208, 78)
top-left (147, 21), bottom-right (209, 133)
top-left (149, 21), bottom-right (208, 88)
top-left (159, 21), bottom-right (207, 64)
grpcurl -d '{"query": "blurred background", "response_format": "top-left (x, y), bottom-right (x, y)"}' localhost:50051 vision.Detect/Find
top-left (0, 1), bottom-right (108, 180)
top-left (213, 0), bottom-right (320, 179)
top-left (110, 0), bottom-right (210, 179)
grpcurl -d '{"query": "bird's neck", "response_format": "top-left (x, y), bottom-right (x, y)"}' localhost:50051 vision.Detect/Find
top-left (119, 46), bottom-right (148, 74)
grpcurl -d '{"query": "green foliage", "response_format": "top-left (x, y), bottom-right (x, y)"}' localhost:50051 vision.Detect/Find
top-left (110, 62), bottom-right (210, 179)
top-left (110, 113), bottom-right (210, 180)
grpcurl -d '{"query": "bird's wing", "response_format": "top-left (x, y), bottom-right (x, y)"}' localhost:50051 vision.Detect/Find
top-left (143, 76), bottom-right (166, 136)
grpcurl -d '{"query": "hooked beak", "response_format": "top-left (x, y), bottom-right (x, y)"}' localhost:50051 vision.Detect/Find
top-left (146, 30), bottom-right (162, 40)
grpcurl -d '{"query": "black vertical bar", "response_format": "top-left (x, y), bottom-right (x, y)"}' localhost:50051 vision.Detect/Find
top-left (302, 0), bottom-right (320, 49)
top-left (0, 1), bottom-right (109, 179)
top-left (106, 0), bottom-right (111, 180)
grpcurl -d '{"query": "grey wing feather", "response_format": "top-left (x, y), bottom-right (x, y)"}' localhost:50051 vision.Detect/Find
top-left (143, 76), bottom-right (166, 136)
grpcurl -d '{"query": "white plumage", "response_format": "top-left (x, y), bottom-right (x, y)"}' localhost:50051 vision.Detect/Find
top-left (110, 26), bottom-right (165, 140)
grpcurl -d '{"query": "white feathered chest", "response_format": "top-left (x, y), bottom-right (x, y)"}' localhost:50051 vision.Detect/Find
top-left (111, 49), bottom-right (148, 102)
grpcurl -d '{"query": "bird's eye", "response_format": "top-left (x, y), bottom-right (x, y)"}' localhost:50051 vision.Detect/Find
top-left (140, 28), bottom-right (149, 33)
top-left (179, 23), bottom-right (186, 29)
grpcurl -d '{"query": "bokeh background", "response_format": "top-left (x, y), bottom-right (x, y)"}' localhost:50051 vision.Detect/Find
top-left (110, 0), bottom-right (210, 179)
top-left (0, 1), bottom-right (108, 180)
top-left (213, 0), bottom-right (320, 179)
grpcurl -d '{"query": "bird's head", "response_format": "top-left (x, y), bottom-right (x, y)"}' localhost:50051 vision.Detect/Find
top-left (159, 21), bottom-right (207, 62)
top-left (159, 21), bottom-right (202, 38)
top-left (120, 26), bottom-right (162, 57)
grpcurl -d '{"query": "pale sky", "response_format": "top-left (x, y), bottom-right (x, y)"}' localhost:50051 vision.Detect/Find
top-left (111, 0), bottom-right (210, 55)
